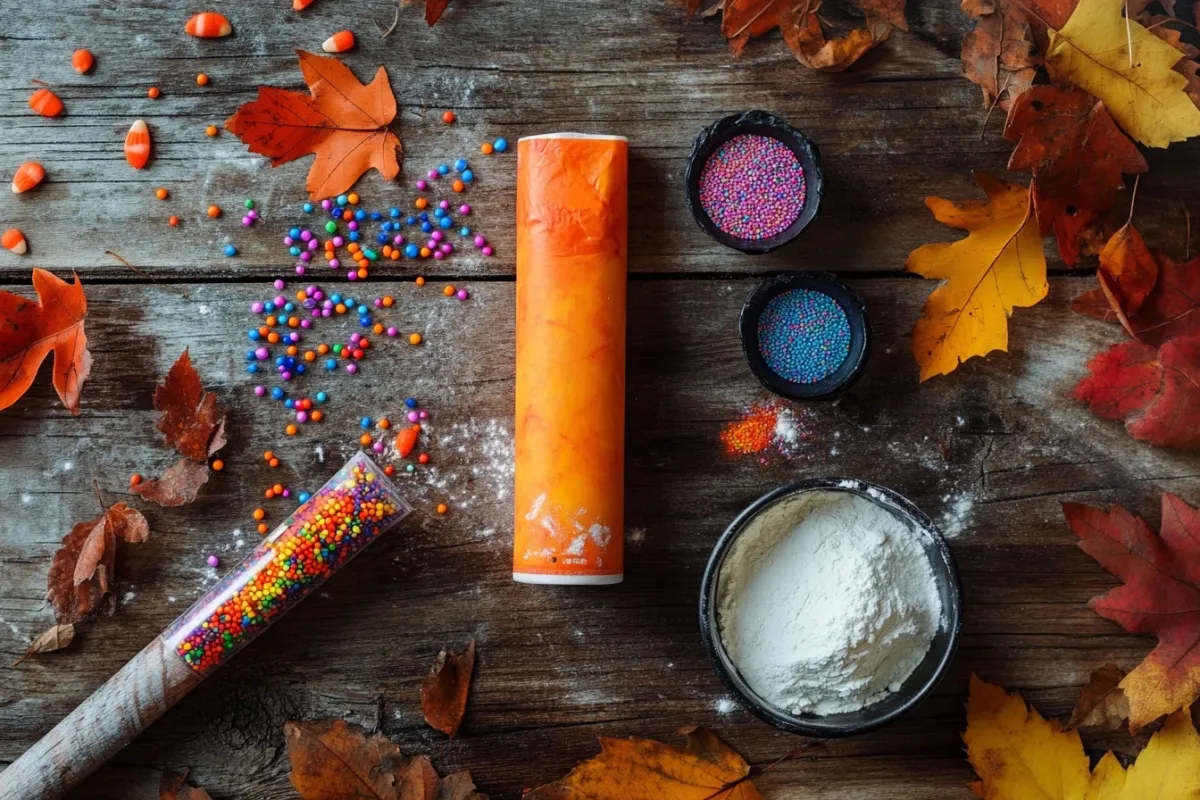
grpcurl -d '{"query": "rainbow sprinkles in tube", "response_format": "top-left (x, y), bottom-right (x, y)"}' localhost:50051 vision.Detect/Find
top-left (514, 133), bottom-right (629, 585)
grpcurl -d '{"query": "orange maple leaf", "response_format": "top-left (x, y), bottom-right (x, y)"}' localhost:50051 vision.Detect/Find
top-left (226, 50), bottom-right (402, 200)
top-left (526, 726), bottom-right (765, 800)
top-left (0, 268), bottom-right (90, 414)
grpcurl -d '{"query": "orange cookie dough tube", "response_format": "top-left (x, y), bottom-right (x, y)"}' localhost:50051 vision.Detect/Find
top-left (514, 133), bottom-right (628, 585)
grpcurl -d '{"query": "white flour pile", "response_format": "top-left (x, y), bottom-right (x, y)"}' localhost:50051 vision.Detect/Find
top-left (717, 491), bottom-right (942, 716)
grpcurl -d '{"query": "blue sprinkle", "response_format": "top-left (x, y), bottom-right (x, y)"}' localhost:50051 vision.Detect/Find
top-left (460, 226), bottom-right (471, 237)
top-left (461, 169), bottom-right (474, 183)
top-left (404, 397), bottom-right (417, 408)
top-left (454, 158), bottom-right (469, 172)
top-left (316, 391), bottom-right (328, 403)
top-left (493, 137), bottom-right (508, 152)
top-left (224, 244), bottom-right (238, 257)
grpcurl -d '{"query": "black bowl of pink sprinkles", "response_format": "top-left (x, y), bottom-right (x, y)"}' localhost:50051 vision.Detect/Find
top-left (685, 110), bottom-right (824, 254)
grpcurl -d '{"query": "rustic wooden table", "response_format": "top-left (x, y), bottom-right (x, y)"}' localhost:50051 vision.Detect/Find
top-left (2, 1), bottom-right (1199, 797)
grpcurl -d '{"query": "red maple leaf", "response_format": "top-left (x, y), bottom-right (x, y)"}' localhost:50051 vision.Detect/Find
top-left (1004, 86), bottom-right (1147, 266)
top-left (226, 51), bottom-right (401, 200)
top-left (1063, 494), bottom-right (1200, 730)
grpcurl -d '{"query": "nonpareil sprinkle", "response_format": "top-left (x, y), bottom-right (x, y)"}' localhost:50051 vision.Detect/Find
top-left (757, 289), bottom-right (851, 384)
top-left (698, 134), bottom-right (806, 240)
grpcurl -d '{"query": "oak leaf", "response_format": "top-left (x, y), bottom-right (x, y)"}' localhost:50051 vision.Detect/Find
top-left (0, 268), bottom-right (91, 414)
top-left (154, 349), bottom-right (227, 462)
top-left (285, 718), bottom-right (486, 800)
top-left (12, 623), bottom-right (75, 666)
top-left (960, 0), bottom-right (1036, 111)
top-left (1004, 86), bottom-right (1147, 265)
top-left (525, 726), bottom-right (764, 800)
top-left (965, 674), bottom-right (1200, 797)
top-left (1066, 663), bottom-right (1130, 730)
top-left (691, 0), bottom-right (906, 71)
top-left (47, 500), bottom-right (149, 623)
top-left (1063, 494), bottom-right (1200, 728)
top-left (1045, 0), bottom-right (1200, 147)
top-left (226, 51), bottom-right (401, 200)
top-left (421, 639), bottom-right (475, 737)
top-left (160, 768), bottom-right (214, 800)
top-left (905, 172), bottom-right (1048, 381)
top-left (132, 458), bottom-right (211, 507)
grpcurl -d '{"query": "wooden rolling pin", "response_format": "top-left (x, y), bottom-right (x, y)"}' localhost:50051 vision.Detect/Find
top-left (0, 452), bottom-right (409, 799)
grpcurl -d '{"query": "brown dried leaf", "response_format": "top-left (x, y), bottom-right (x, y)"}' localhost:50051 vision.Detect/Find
top-left (132, 458), bottom-right (210, 507)
top-left (12, 623), bottom-right (75, 666)
top-left (154, 349), bottom-right (226, 461)
top-left (961, 0), bottom-right (1036, 111)
top-left (1067, 663), bottom-right (1131, 731)
top-left (47, 500), bottom-right (150, 623)
top-left (160, 768), bottom-right (215, 800)
top-left (421, 639), bottom-right (476, 737)
top-left (284, 718), bottom-right (487, 800)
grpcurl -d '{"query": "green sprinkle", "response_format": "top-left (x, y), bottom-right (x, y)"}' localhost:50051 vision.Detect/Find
top-left (325, 221), bottom-right (337, 234)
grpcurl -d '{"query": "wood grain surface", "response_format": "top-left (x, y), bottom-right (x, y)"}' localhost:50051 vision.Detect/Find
top-left (1, 1), bottom-right (1198, 799)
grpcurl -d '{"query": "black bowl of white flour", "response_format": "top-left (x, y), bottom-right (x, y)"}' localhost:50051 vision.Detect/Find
top-left (699, 478), bottom-right (962, 736)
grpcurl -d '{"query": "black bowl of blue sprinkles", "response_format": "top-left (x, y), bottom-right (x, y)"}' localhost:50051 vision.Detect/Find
top-left (739, 272), bottom-right (869, 401)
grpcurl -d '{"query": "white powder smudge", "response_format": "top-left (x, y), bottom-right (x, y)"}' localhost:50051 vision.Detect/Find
top-left (774, 407), bottom-right (800, 446)
top-left (589, 523), bottom-right (611, 549)
top-left (0, 615), bottom-right (23, 638)
top-left (565, 535), bottom-right (587, 556)
top-left (540, 515), bottom-right (560, 537)
top-left (714, 696), bottom-right (738, 714)
top-left (167, 596), bottom-right (177, 603)
top-left (61, 461), bottom-right (73, 472)
top-left (627, 527), bottom-right (647, 550)
top-left (940, 493), bottom-right (976, 539)
top-left (21, 494), bottom-right (31, 505)
top-left (314, 443), bottom-right (325, 464)
top-left (525, 492), bottom-right (546, 521)
top-left (122, 592), bottom-right (136, 604)
top-left (198, 304), bottom-right (211, 315)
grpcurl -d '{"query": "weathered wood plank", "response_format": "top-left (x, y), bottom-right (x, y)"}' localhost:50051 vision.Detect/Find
top-left (0, 276), bottom-right (1193, 798)
top-left (0, 0), bottom-right (1195, 280)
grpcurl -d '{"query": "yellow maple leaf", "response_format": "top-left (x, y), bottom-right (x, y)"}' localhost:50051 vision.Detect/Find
top-left (965, 675), bottom-right (1200, 800)
top-left (1045, 0), bottom-right (1200, 148)
top-left (905, 172), bottom-right (1047, 382)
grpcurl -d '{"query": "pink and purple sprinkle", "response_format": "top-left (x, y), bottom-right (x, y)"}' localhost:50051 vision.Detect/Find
top-left (698, 134), bottom-right (806, 241)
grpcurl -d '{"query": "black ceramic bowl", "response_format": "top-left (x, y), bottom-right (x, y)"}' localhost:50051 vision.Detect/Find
top-left (699, 478), bottom-right (962, 737)
top-left (684, 110), bottom-right (824, 254)
top-left (739, 271), bottom-right (870, 401)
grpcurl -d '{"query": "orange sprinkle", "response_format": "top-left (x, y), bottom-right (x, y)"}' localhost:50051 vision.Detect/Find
top-left (359, 433), bottom-right (372, 446)
top-left (253, 507), bottom-right (266, 521)
top-left (129, 473), bottom-right (143, 487)
top-left (443, 285), bottom-right (456, 296)
top-left (267, 332), bottom-right (280, 344)
top-left (382, 295), bottom-right (394, 307)
top-left (205, 124), bottom-right (219, 137)
top-left (384, 465), bottom-right (396, 477)
top-left (304, 350), bottom-right (316, 362)
top-left (436, 503), bottom-right (448, 515)
top-left (311, 410), bottom-right (324, 422)
top-left (720, 401), bottom-right (797, 456)
top-left (452, 179), bottom-right (465, 193)
top-left (207, 204), bottom-right (221, 218)
top-left (211, 459), bottom-right (224, 471)
top-left (408, 332), bottom-right (422, 346)
top-left (419, 247), bottom-right (431, 258)
top-left (155, 187), bottom-right (169, 200)
top-left (263, 450), bottom-right (275, 461)
top-left (347, 192), bottom-right (360, 204)
top-left (196, 73), bottom-right (210, 86)
top-left (273, 483), bottom-right (284, 495)
top-left (357, 268), bottom-right (368, 279)
top-left (285, 424), bottom-right (298, 436)
top-left (373, 323), bottom-right (384, 335)
top-left (481, 141), bottom-right (494, 155)
top-left (317, 343), bottom-right (330, 355)
top-left (168, 215), bottom-right (181, 227)
top-left (265, 487), bottom-right (276, 499)
top-left (442, 110), bottom-right (456, 124)
top-left (379, 418), bottom-right (391, 430)
top-left (418, 453), bottom-right (430, 464)
top-left (414, 197), bottom-right (428, 210)
top-left (147, 86), bottom-right (161, 99)
top-left (415, 276), bottom-right (425, 287)
top-left (28, 88), bottom-right (64, 118)
top-left (269, 457), bottom-right (280, 468)
top-left (257, 523), bottom-right (269, 534)
top-left (72, 49), bottom-right (95, 74)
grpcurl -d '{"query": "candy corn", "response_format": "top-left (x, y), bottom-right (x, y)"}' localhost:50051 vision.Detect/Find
top-left (124, 120), bottom-right (151, 170)
top-left (11, 162), bottom-right (45, 194)
top-left (321, 30), bottom-right (355, 53)
top-left (28, 88), bottom-right (63, 118)
top-left (293, 0), bottom-right (318, 9)
top-left (185, 12), bottom-right (232, 38)
top-left (71, 49), bottom-right (94, 74)
top-left (2, 229), bottom-right (28, 255)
